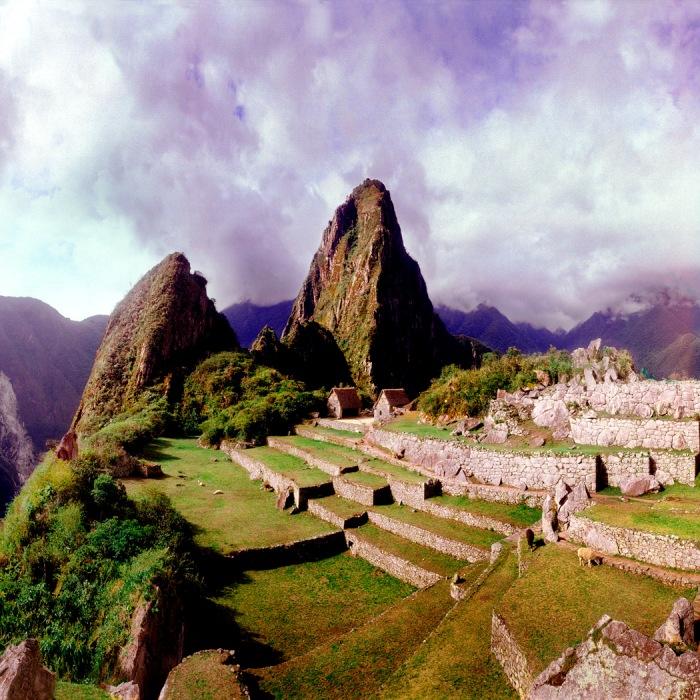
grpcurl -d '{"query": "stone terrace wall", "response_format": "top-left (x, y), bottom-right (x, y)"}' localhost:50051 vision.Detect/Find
top-left (267, 437), bottom-right (356, 476)
top-left (570, 416), bottom-right (700, 451)
top-left (344, 531), bottom-right (441, 587)
top-left (332, 476), bottom-right (391, 506)
top-left (568, 514), bottom-right (700, 572)
top-left (548, 379), bottom-right (700, 419)
top-left (366, 428), bottom-right (596, 492)
top-left (307, 499), bottom-right (368, 529)
top-left (491, 611), bottom-right (534, 699)
top-left (367, 511), bottom-right (489, 562)
top-left (596, 451), bottom-right (696, 487)
top-left (416, 500), bottom-right (515, 536)
top-left (227, 531), bottom-right (347, 568)
top-left (651, 451), bottom-right (698, 485)
top-left (448, 483), bottom-right (547, 508)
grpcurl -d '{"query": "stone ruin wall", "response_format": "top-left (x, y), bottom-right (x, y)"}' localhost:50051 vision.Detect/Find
top-left (570, 416), bottom-right (700, 451)
top-left (344, 531), bottom-right (441, 587)
top-left (597, 450), bottom-right (697, 487)
top-left (545, 378), bottom-right (700, 419)
top-left (366, 510), bottom-right (488, 562)
top-left (490, 611), bottom-right (534, 699)
top-left (332, 476), bottom-right (390, 506)
top-left (366, 428), bottom-right (596, 492)
top-left (567, 514), bottom-right (700, 572)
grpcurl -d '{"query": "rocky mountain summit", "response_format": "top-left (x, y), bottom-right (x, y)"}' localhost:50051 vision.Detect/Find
top-left (283, 179), bottom-right (478, 396)
top-left (72, 252), bottom-right (237, 437)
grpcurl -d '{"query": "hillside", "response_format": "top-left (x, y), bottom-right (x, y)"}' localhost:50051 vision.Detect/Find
top-left (72, 252), bottom-right (238, 437)
top-left (282, 179), bottom-right (476, 397)
top-left (0, 296), bottom-right (107, 449)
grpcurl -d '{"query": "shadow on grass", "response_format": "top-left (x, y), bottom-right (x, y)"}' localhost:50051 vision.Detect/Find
top-left (185, 546), bottom-right (286, 670)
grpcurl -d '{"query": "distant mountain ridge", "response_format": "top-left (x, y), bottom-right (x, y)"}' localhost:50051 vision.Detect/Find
top-left (224, 297), bottom-right (700, 379)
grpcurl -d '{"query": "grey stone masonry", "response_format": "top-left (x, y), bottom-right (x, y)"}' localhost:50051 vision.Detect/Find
top-left (491, 611), bottom-right (534, 699)
top-left (332, 476), bottom-right (391, 506)
top-left (344, 531), bottom-right (441, 587)
top-left (366, 428), bottom-right (597, 492)
top-left (567, 514), bottom-right (700, 572)
top-left (366, 510), bottom-right (489, 562)
top-left (570, 416), bottom-right (700, 451)
top-left (597, 450), bottom-right (697, 487)
top-left (307, 499), bottom-right (368, 529)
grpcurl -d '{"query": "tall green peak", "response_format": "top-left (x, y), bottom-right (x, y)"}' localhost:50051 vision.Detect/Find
top-left (283, 179), bottom-right (473, 397)
top-left (72, 252), bottom-right (238, 436)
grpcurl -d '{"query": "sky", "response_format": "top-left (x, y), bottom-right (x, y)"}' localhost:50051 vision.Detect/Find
top-left (0, 0), bottom-right (699, 330)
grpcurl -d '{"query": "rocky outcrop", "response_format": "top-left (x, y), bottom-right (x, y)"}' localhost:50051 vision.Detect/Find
top-left (0, 639), bottom-right (55, 700)
top-left (619, 474), bottom-right (661, 497)
top-left (71, 253), bottom-right (237, 437)
top-left (653, 598), bottom-right (696, 651)
top-left (530, 614), bottom-right (700, 699)
top-left (283, 179), bottom-right (480, 397)
top-left (118, 588), bottom-right (185, 700)
top-left (0, 372), bottom-right (35, 504)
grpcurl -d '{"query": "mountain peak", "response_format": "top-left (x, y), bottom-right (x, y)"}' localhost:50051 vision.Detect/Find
top-left (283, 180), bottom-right (474, 396)
top-left (72, 252), bottom-right (238, 436)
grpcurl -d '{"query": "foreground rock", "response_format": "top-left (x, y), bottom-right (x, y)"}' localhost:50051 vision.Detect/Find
top-left (530, 614), bottom-right (700, 699)
top-left (653, 597), bottom-right (696, 651)
top-left (0, 639), bottom-right (54, 700)
top-left (619, 474), bottom-right (662, 497)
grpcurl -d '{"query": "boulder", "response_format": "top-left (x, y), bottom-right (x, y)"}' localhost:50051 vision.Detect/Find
top-left (619, 475), bottom-right (662, 497)
top-left (541, 495), bottom-right (558, 543)
top-left (55, 429), bottom-right (78, 461)
top-left (275, 486), bottom-right (294, 510)
top-left (0, 639), bottom-right (55, 700)
top-left (529, 436), bottom-right (546, 447)
top-left (108, 681), bottom-right (141, 700)
top-left (653, 598), bottom-right (695, 650)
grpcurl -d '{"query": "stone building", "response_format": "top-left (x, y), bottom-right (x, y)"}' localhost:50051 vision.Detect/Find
top-left (327, 387), bottom-right (361, 419)
top-left (374, 388), bottom-right (410, 421)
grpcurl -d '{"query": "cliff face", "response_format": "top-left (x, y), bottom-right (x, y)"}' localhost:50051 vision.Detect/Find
top-left (0, 372), bottom-right (34, 504)
top-left (283, 179), bottom-right (473, 396)
top-left (73, 253), bottom-right (237, 436)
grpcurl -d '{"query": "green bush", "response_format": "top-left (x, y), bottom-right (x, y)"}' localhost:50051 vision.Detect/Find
top-left (182, 351), bottom-right (324, 446)
top-left (418, 348), bottom-right (574, 420)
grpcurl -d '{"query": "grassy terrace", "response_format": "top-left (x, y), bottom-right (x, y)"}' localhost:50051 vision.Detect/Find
top-left (56, 683), bottom-right (110, 700)
top-left (124, 439), bottom-right (335, 554)
top-left (430, 494), bottom-right (541, 527)
top-left (312, 495), bottom-right (368, 519)
top-left (385, 415), bottom-right (693, 457)
top-left (217, 552), bottom-right (414, 664)
top-left (253, 581), bottom-right (455, 699)
top-left (498, 545), bottom-right (696, 675)
top-left (354, 524), bottom-right (466, 576)
top-left (340, 469), bottom-right (389, 488)
top-left (381, 553), bottom-right (518, 700)
top-left (245, 446), bottom-right (333, 487)
top-left (274, 435), bottom-right (361, 468)
top-left (159, 651), bottom-right (247, 700)
top-left (584, 478), bottom-right (700, 541)
top-left (302, 425), bottom-right (363, 443)
top-left (361, 457), bottom-right (427, 485)
top-left (370, 503), bottom-right (502, 549)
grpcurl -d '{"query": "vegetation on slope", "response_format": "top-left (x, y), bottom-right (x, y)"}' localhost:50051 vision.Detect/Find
top-left (0, 451), bottom-right (196, 683)
top-left (180, 351), bottom-right (324, 446)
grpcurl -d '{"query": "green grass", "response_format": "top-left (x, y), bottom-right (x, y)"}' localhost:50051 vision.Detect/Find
top-left (217, 552), bottom-right (414, 665)
top-left (430, 494), bottom-right (541, 527)
top-left (159, 650), bottom-right (247, 699)
top-left (380, 553), bottom-right (518, 699)
top-left (340, 470), bottom-right (389, 489)
top-left (498, 544), bottom-right (696, 674)
top-left (253, 581), bottom-right (455, 699)
top-left (354, 524), bottom-right (466, 576)
top-left (370, 503), bottom-right (502, 549)
top-left (123, 438), bottom-right (335, 554)
top-left (245, 447), bottom-right (333, 487)
top-left (312, 496), bottom-right (367, 519)
top-left (55, 682), bottom-right (111, 699)
top-left (385, 416), bottom-right (456, 440)
top-left (304, 425), bottom-right (363, 442)
top-left (361, 458), bottom-right (427, 485)
top-left (274, 436), bottom-right (361, 468)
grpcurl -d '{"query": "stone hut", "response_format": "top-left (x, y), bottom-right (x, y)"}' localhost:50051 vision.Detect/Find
top-left (374, 388), bottom-right (410, 421)
top-left (327, 387), bottom-right (362, 419)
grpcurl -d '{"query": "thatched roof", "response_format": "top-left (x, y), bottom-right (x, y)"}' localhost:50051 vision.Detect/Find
top-left (329, 387), bottom-right (361, 410)
top-left (376, 388), bottom-right (410, 408)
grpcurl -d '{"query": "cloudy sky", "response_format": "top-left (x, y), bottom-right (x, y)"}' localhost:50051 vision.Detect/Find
top-left (0, 0), bottom-right (698, 329)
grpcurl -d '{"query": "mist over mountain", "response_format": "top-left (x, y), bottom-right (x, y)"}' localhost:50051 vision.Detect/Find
top-left (223, 300), bottom-right (293, 348)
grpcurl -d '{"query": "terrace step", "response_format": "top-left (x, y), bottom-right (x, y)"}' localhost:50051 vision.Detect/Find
top-left (222, 443), bottom-right (334, 508)
top-left (308, 496), bottom-right (368, 529)
top-left (366, 504), bottom-right (496, 563)
top-left (295, 424), bottom-right (363, 448)
top-left (333, 471), bottom-right (392, 506)
top-left (345, 524), bottom-right (466, 587)
top-left (267, 436), bottom-right (360, 476)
